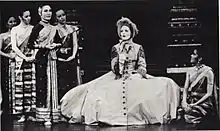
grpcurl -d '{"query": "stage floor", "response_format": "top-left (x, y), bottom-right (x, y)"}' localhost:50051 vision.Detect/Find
top-left (3, 122), bottom-right (220, 131)
top-left (2, 114), bottom-right (220, 131)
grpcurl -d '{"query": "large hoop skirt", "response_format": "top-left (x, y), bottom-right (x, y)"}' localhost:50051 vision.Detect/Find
top-left (61, 72), bottom-right (180, 125)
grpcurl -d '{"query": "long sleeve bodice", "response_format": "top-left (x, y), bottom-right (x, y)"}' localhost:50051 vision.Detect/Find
top-left (111, 42), bottom-right (147, 78)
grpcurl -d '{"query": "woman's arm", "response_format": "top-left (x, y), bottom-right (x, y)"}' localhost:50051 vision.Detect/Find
top-left (11, 28), bottom-right (28, 61)
top-left (0, 34), bottom-right (13, 59)
top-left (181, 73), bottom-right (190, 110)
top-left (71, 28), bottom-right (78, 58)
top-left (64, 26), bottom-right (78, 62)
top-left (182, 73), bottom-right (190, 102)
top-left (28, 24), bottom-right (51, 50)
top-left (111, 46), bottom-right (120, 77)
top-left (28, 24), bottom-right (43, 49)
top-left (137, 45), bottom-right (147, 77)
top-left (190, 70), bottom-right (214, 106)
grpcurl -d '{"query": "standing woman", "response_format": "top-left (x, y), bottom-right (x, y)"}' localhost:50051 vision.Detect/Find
top-left (11, 8), bottom-right (36, 122)
top-left (55, 9), bottom-right (79, 103)
top-left (28, 4), bottom-right (62, 126)
top-left (0, 16), bottom-right (17, 115)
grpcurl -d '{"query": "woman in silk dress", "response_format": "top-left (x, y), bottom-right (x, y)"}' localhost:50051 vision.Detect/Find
top-left (28, 5), bottom-right (62, 126)
top-left (61, 17), bottom-right (180, 126)
top-left (11, 8), bottom-right (36, 122)
top-left (55, 9), bottom-right (79, 103)
top-left (181, 48), bottom-right (218, 124)
top-left (0, 16), bottom-right (17, 115)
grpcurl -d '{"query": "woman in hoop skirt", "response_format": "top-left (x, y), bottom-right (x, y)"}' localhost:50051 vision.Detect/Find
top-left (61, 17), bottom-right (180, 126)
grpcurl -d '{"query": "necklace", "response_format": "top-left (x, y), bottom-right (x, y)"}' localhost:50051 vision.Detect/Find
top-left (195, 64), bottom-right (204, 73)
top-left (196, 64), bottom-right (204, 71)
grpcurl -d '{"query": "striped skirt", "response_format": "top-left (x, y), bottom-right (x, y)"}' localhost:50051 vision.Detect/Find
top-left (8, 59), bottom-right (16, 114)
top-left (14, 52), bottom-right (36, 115)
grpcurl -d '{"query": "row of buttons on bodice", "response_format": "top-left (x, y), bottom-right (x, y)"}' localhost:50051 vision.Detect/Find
top-left (122, 77), bottom-right (128, 116)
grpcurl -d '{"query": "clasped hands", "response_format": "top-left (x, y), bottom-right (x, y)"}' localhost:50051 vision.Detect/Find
top-left (9, 52), bottom-right (16, 59)
top-left (45, 43), bottom-right (62, 50)
top-left (181, 100), bottom-right (196, 112)
top-left (25, 56), bottom-right (35, 62)
top-left (58, 55), bottom-right (75, 62)
top-left (57, 48), bottom-right (75, 62)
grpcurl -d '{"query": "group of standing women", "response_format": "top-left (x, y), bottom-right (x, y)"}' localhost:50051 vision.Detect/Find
top-left (0, 4), bottom-right (218, 127)
top-left (0, 5), bottom-right (79, 125)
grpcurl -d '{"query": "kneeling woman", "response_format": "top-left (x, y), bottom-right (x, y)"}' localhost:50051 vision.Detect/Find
top-left (61, 17), bottom-right (180, 125)
top-left (181, 49), bottom-right (218, 124)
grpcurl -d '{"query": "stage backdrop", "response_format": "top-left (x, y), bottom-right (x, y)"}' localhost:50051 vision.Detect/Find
top-left (0, 0), bottom-right (218, 83)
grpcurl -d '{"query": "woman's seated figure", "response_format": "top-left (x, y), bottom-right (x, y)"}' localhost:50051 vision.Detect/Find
top-left (60, 17), bottom-right (180, 126)
top-left (180, 48), bottom-right (218, 124)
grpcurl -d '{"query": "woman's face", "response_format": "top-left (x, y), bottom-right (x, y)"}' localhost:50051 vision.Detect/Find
top-left (190, 49), bottom-right (199, 64)
top-left (7, 16), bottom-right (17, 30)
top-left (56, 9), bottom-right (66, 24)
top-left (40, 5), bottom-right (52, 21)
top-left (120, 25), bottom-right (131, 41)
top-left (21, 11), bottom-right (31, 25)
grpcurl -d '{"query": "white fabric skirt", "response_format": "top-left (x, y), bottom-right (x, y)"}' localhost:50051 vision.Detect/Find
top-left (61, 72), bottom-right (180, 125)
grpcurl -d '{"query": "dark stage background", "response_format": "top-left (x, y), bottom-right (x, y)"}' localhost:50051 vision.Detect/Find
top-left (0, 0), bottom-right (218, 83)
